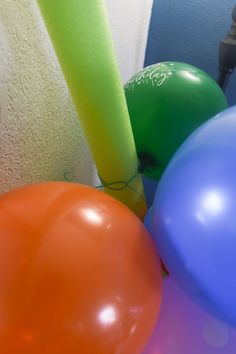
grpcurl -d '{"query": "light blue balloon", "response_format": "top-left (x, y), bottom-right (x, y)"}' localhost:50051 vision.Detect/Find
top-left (152, 106), bottom-right (236, 327)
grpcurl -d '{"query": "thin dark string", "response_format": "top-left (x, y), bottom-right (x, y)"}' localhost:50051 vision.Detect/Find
top-left (97, 171), bottom-right (145, 200)
top-left (97, 171), bottom-right (138, 190)
top-left (63, 170), bottom-right (145, 200)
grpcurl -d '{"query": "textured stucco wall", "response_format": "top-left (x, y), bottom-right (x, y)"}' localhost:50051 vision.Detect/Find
top-left (0, 0), bottom-right (153, 194)
top-left (145, 0), bottom-right (236, 106)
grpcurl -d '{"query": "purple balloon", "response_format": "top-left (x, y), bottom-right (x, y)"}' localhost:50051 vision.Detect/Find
top-left (142, 276), bottom-right (236, 354)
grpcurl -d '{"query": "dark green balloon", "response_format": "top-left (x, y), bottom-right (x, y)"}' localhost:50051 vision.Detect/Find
top-left (125, 62), bottom-right (228, 180)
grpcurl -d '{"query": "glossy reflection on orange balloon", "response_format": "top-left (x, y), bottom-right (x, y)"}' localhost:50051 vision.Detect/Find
top-left (0, 182), bottom-right (162, 354)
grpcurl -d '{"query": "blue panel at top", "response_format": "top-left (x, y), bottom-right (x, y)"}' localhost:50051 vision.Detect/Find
top-left (145, 0), bottom-right (236, 106)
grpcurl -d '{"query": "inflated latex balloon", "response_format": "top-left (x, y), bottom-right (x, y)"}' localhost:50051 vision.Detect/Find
top-left (144, 206), bottom-right (154, 234)
top-left (152, 106), bottom-right (236, 327)
top-left (125, 62), bottom-right (227, 180)
top-left (0, 182), bottom-right (162, 354)
top-left (142, 177), bottom-right (158, 207)
top-left (144, 207), bottom-right (168, 276)
top-left (142, 277), bottom-right (236, 354)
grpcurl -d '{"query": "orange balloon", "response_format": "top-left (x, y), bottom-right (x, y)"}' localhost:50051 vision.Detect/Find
top-left (0, 182), bottom-right (162, 354)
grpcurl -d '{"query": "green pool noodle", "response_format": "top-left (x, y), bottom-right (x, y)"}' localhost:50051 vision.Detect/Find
top-left (37, 0), bottom-right (147, 218)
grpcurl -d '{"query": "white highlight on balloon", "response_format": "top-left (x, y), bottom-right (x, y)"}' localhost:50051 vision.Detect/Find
top-left (82, 208), bottom-right (103, 225)
top-left (98, 305), bottom-right (117, 326)
top-left (196, 190), bottom-right (225, 224)
top-left (202, 191), bottom-right (225, 215)
top-left (182, 71), bottom-right (201, 83)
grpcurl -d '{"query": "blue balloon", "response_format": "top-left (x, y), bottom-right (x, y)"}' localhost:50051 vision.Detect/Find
top-left (152, 106), bottom-right (236, 327)
top-left (142, 177), bottom-right (158, 207)
top-left (144, 206), bottom-right (154, 234)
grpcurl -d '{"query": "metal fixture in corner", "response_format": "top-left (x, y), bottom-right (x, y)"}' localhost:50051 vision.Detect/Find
top-left (217, 4), bottom-right (236, 92)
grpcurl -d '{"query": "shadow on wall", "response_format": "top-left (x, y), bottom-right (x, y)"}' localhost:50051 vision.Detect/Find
top-left (145, 0), bottom-right (236, 106)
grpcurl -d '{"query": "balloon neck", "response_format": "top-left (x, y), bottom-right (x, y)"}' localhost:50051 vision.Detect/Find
top-left (138, 152), bottom-right (158, 173)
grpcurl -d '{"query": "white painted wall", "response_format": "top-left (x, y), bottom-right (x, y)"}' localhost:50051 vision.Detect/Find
top-left (106, 0), bottom-right (153, 83)
top-left (0, 0), bottom-right (153, 194)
